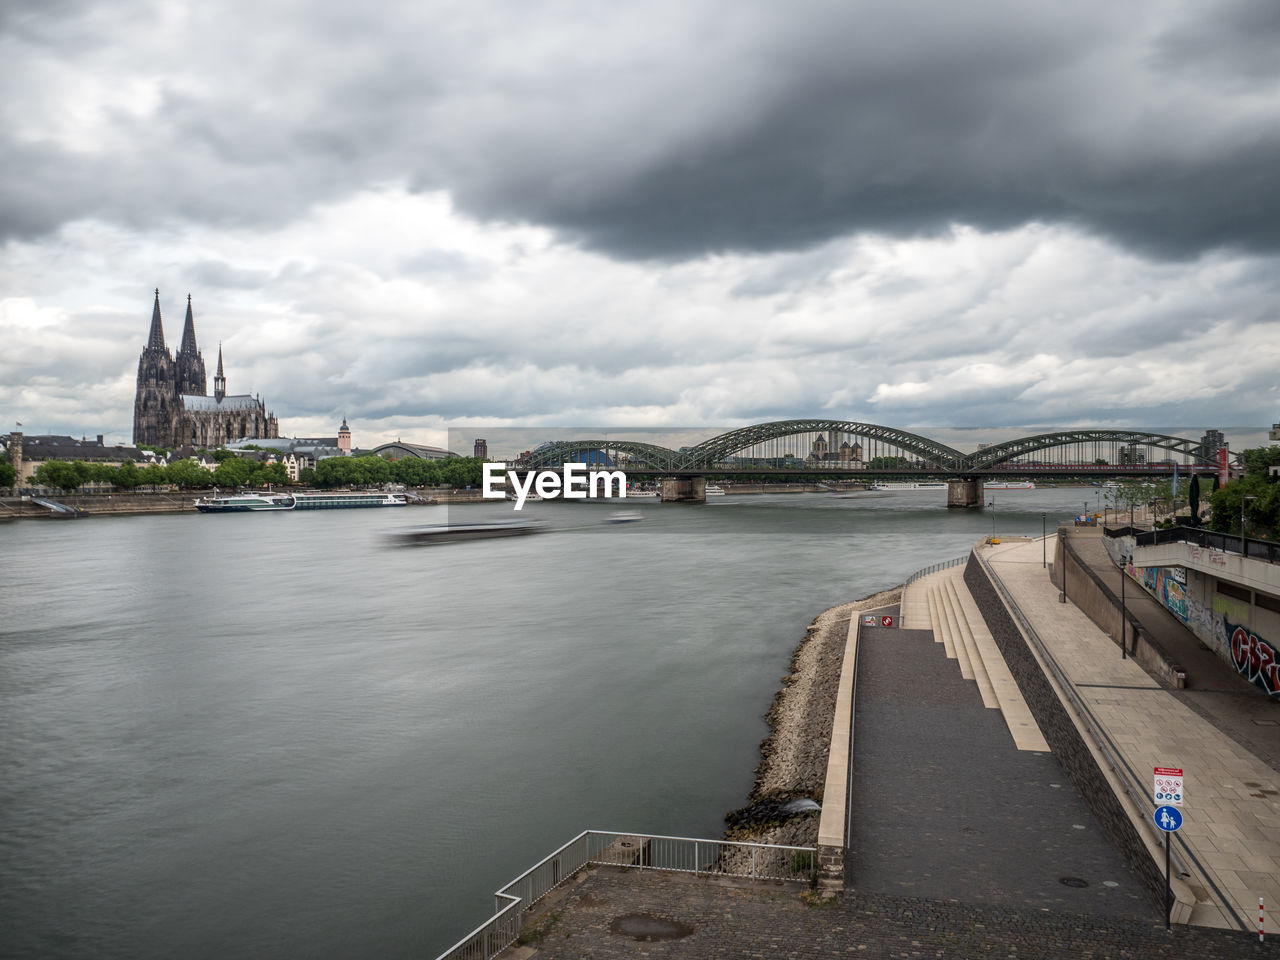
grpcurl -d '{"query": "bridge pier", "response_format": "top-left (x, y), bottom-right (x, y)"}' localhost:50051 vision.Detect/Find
top-left (661, 476), bottom-right (706, 503)
top-left (947, 478), bottom-right (983, 509)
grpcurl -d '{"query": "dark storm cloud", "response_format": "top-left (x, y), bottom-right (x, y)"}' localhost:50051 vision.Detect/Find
top-left (4, 0), bottom-right (1279, 262)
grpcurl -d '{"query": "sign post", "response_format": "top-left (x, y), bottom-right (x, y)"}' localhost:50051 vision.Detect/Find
top-left (1153, 766), bottom-right (1184, 930)
top-left (1153, 767), bottom-right (1183, 806)
top-left (1154, 803), bottom-right (1184, 929)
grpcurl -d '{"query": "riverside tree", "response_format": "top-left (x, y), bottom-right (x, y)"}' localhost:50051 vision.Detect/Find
top-left (1208, 447), bottom-right (1280, 538)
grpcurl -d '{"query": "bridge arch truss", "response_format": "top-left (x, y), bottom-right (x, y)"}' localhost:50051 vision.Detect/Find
top-left (968, 430), bottom-right (1218, 471)
top-left (681, 419), bottom-right (967, 471)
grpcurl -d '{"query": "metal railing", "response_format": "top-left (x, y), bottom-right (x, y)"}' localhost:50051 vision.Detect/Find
top-left (434, 830), bottom-right (817, 960)
top-left (904, 555), bottom-right (968, 588)
top-left (1131, 525), bottom-right (1280, 565)
top-left (974, 550), bottom-right (1246, 931)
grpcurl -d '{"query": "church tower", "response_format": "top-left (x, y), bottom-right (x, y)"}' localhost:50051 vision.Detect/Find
top-left (174, 294), bottom-right (207, 396)
top-left (338, 418), bottom-right (352, 454)
top-left (214, 344), bottom-right (227, 400)
top-left (133, 289), bottom-right (178, 446)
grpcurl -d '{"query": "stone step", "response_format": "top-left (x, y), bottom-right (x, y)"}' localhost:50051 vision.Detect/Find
top-left (925, 583), bottom-right (955, 659)
top-left (942, 574), bottom-right (998, 709)
top-left (933, 581), bottom-right (974, 680)
top-left (945, 568), bottom-right (1051, 754)
top-left (900, 575), bottom-right (933, 630)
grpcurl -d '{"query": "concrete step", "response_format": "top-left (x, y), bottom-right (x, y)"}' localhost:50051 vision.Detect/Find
top-left (900, 575), bottom-right (933, 630)
top-left (942, 574), bottom-right (998, 709)
top-left (945, 569), bottom-right (1051, 754)
top-left (933, 581), bottom-right (974, 680)
top-left (925, 583), bottom-right (955, 659)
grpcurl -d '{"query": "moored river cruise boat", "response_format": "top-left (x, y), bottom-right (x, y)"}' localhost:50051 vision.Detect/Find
top-left (194, 493), bottom-right (295, 512)
top-left (291, 491), bottom-right (406, 509)
top-left (982, 481), bottom-right (1035, 490)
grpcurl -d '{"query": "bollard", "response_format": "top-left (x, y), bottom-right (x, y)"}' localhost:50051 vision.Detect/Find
top-left (1260, 896), bottom-right (1264, 943)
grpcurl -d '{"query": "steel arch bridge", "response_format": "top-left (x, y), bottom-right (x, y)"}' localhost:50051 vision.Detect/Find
top-left (681, 419), bottom-right (966, 470)
top-left (966, 430), bottom-right (1219, 471)
top-left (522, 440), bottom-right (686, 471)
top-left (511, 421), bottom-right (1220, 474)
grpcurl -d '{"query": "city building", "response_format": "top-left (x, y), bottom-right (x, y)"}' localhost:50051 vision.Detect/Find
top-left (3, 432), bottom-right (150, 487)
top-left (133, 291), bottom-right (279, 448)
top-left (1199, 428), bottom-right (1227, 461)
top-left (474, 438), bottom-right (488, 459)
top-left (805, 433), bottom-right (865, 467)
top-left (368, 440), bottom-right (458, 460)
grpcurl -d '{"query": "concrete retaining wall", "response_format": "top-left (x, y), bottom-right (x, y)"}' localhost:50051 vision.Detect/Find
top-left (1051, 535), bottom-right (1184, 688)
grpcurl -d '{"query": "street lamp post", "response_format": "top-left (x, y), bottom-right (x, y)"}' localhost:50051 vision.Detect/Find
top-left (1242, 495), bottom-right (1258, 543)
top-left (988, 498), bottom-right (997, 540)
top-left (1120, 553), bottom-right (1129, 660)
top-left (1042, 513), bottom-right (1047, 567)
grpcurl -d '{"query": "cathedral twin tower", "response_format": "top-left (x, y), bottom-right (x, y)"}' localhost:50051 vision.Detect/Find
top-left (133, 290), bottom-right (279, 448)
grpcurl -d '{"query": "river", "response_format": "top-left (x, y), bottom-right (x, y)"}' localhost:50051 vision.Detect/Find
top-left (0, 486), bottom-right (1106, 958)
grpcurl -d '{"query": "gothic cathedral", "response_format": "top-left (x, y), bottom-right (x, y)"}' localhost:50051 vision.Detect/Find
top-left (133, 290), bottom-right (279, 448)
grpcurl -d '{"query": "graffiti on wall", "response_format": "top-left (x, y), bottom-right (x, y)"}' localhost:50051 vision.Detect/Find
top-left (1228, 620), bottom-right (1280, 698)
top-left (1131, 564), bottom-right (1276, 694)
top-left (1138, 565), bottom-right (1189, 623)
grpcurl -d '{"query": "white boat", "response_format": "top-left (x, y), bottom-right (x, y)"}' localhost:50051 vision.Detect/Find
top-left (625, 489), bottom-right (659, 499)
top-left (194, 493), bottom-right (295, 513)
top-left (705, 484), bottom-right (726, 496)
top-left (506, 492), bottom-right (543, 503)
top-left (870, 481), bottom-right (946, 490)
top-left (983, 481), bottom-right (1035, 490)
top-left (292, 491), bottom-right (406, 509)
top-left (393, 519), bottom-right (544, 544)
top-left (607, 510), bottom-right (645, 523)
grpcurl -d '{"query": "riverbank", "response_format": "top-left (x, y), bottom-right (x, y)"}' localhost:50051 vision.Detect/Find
top-left (724, 586), bottom-right (901, 848)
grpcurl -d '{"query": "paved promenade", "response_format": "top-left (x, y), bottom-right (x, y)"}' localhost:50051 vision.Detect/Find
top-left (984, 536), bottom-right (1280, 931)
top-left (512, 867), bottom-right (1265, 958)
top-left (848, 625), bottom-right (1150, 917)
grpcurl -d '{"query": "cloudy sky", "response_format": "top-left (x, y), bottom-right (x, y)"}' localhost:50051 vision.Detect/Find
top-left (2, 0), bottom-right (1278, 451)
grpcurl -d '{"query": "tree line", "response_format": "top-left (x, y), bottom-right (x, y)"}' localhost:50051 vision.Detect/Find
top-left (9, 453), bottom-right (487, 493)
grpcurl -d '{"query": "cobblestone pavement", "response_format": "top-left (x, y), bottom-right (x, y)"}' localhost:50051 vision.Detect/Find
top-left (849, 626), bottom-right (1152, 918)
top-left (514, 868), bottom-right (1269, 959)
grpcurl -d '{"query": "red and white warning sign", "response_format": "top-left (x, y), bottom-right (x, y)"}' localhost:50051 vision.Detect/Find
top-left (881, 615), bottom-right (895, 627)
top-left (861, 615), bottom-right (877, 626)
top-left (1154, 766), bottom-right (1184, 806)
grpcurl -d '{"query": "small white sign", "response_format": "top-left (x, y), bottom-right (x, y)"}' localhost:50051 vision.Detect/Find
top-left (1154, 766), bottom-right (1184, 806)
top-left (861, 615), bottom-right (877, 626)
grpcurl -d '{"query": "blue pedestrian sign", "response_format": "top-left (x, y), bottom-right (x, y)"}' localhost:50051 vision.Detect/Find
top-left (1154, 805), bottom-right (1183, 832)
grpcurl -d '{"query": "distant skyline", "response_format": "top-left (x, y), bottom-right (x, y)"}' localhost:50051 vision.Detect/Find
top-left (2, 1), bottom-right (1278, 448)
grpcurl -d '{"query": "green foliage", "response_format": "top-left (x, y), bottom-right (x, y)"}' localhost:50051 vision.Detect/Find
top-left (1105, 479), bottom-right (1171, 511)
top-left (166, 458), bottom-right (214, 489)
top-left (1242, 446), bottom-right (1280, 478)
top-left (141, 463), bottom-right (169, 489)
top-left (251, 462), bottom-right (289, 487)
top-left (212, 456), bottom-right (255, 488)
top-left (136, 443), bottom-right (171, 456)
top-left (33, 459), bottom-right (90, 491)
top-left (115, 460), bottom-right (140, 489)
top-left (298, 466), bottom-right (316, 484)
top-left (1208, 473), bottom-right (1280, 538)
top-left (0, 459), bottom-right (16, 488)
top-left (210, 448), bottom-right (239, 463)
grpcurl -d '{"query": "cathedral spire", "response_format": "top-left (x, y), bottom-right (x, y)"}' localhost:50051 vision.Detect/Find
top-left (147, 288), bottom-right (167, 351)
top-left (179, 294), bottom-right (198, 355)
top-left (214, 342), bottom-right (226, 400)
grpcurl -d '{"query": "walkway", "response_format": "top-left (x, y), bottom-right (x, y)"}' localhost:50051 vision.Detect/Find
top-left (985, 536), bottom-right (1280, 931)
top-left (511, 867), bottom-right (1261, 959)
top-left (848, 624), bottom-right (1150, 916)
top-left (1069, 529), bottom-right (1280, 772)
